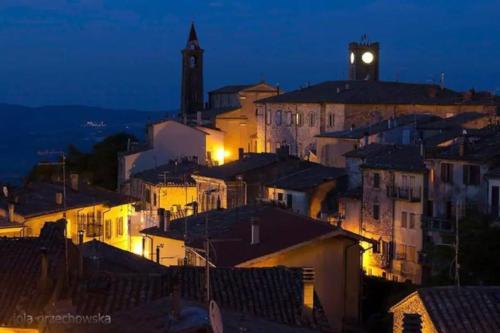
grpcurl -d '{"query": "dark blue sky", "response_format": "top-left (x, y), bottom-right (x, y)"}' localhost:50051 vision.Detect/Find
top-left (1, 0), bottom-right (499, 111)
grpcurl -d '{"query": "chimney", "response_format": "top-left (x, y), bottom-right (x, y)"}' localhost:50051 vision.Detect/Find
top-left (238, 148), bottom-right (244, 160)
top-left (158, 208), bottom-right (165, 231)
top-left (70, 173), bottom-right (79, 191)
top-left (38, 247), bottom-right (49, 292)
top-left (55, 192), bottom-right (63, 205)
top-left (196, 111), bottom-right (202, 125)
top-left (250, 218), bottom-right (260, 245)
top-left (301, 268), bottom-right (315, 320)
top-left (8, 203), bottom-right (15, 223)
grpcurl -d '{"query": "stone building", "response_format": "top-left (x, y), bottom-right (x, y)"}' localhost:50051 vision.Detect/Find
top-left (317, 113), bottom-right (439, 167)
top-left (141, 205), bottom-right (372, 332)
top-left (205, 82), bottom-right (278, 161)
top-left (0, 179), bottom-right (135, 251)
top-left (265, 164), bottom-right (347, 219)
top-left (118, 120), bottom-right (225, 185)
top-left (127, 160), bottom-right (203, 219)
top-left (256, 80), bottom-right (496, 159)
top-left (191, 151), bottom-right (315, 212)
top-left (390, 286), bottom-right (500, 333)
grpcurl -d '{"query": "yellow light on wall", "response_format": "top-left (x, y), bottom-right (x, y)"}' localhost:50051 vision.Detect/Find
top-left (215, 148), bottom-right (230, 165)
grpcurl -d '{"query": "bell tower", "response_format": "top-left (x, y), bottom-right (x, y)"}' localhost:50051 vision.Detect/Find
top-left (181, 23), bottom-right (204, 118)
top-left (348, 35), bottom-right (379, 81)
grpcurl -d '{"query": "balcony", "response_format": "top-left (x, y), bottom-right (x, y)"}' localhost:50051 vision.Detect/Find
top-left (386, 186), bottom-right (422, 202)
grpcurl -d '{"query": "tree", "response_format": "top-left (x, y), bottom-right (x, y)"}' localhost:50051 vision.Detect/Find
top-left (28, 132), bottom-right (137, 190)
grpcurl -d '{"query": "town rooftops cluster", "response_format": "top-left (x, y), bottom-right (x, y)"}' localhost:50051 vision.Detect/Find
top-left (359, 144), bottom-right (426, 172)
top-left (142, 205), bottom-right (367, 267)
top-left (0, 181), bottom-right (134, 217)
top-left (131, 159), bottom-right (203, 186)
top-left (257, 80), bottom-right (496, 105)
top-left (0, 220), bottom-right (331, 332)
top-left (267, 164), bottom-right (346, 191)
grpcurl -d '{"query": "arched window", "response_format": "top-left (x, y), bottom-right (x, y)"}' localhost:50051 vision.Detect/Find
top-left (189, 56), bottom-right (196, 68)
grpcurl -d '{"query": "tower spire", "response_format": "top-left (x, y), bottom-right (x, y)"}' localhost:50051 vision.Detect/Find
top-left (188, 22), bottom-right (198, 43)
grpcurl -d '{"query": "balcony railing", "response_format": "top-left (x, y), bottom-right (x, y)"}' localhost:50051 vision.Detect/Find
top-left (386, 186), bottom-right (422, 201)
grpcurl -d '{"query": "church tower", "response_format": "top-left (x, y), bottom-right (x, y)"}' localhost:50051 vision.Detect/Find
top-left (181, 23), bottom-right (204, 117)
top-left (348, 35), bottom-right (379, 81)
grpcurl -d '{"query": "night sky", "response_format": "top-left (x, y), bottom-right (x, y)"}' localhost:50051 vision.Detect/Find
top-left (0, 0), bottom-right (498, 111)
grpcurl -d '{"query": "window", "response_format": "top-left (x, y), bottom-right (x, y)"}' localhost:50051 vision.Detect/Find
top-left (286, 194), bottom-right (293, 208)
top-left (116, 217), bottom-right (124, 236)
top-left (402, 313), bottom-right (422, 333)
top-left (105, 219), bottom-right (112, 239)
top-left (275, 110), bottom-right (282, 126)
top-left (373, 204), bottom-right (380, 220)
top-left (441, 163), bottom-right (454, 183)
top-left (266, 109), bottom-right (272, 125)
top-left (145, 188), bottom-right (151, 203)
top-left (373, 173), bottom-right (380, 188)
top-left (153, 193), bottom-right (157, 206)
top-left (409, 213), bottom-right (416, 229)
top-left (401, 212), bottom-right (408, 228)
top-left (309, 113), bottom-right (315, 127)
top-left (296, 112), bottom-right (303, 126)
top-left (328, 113), bottom-right (335, 128)
top-left (463, 164), bottom-right (480, 185)
top-left (189, 56), bottom-right (196, 68)
top-left (286, 111), bottom-right (292, 126)
top-left (396, 243), bottom-right (406, 260)
top-left (407, 246), bottom-right (416, 263)
top-left (277, 192), bottom-right (284, 201)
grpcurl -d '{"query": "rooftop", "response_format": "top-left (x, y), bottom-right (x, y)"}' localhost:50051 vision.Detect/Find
top-left (142, 205), bottom-right (366, 266)
top-left (194, 153), bottom-right (289, 180)
top-left (361, 144), bottom-right (426, 172)
top-left (418, 111), bottom-right (490, 130)
top-left (131, 160), bottom-right (203, 186)
top-left (0, 220), bottom-right (78, 325)
top-left (318, 114), bottom-right (439, 139)
top-left (1, 181), bottom-right (135, 218)
top-left (267, 164), bottom-right (346, 191)
top-left (257, 80), bottom-right (495, 105)
top-left (427, 131), bottom-right (500, 162)
top-left (391, 286), bottom-right (500, 333)
top-left (209, 82), bottom-right (278, 94)
top-left (343, 143), bottom-right (391, 159)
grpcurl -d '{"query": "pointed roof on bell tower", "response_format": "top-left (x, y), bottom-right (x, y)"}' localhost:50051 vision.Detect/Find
top-left (188, 22), bottom-right (198, 42)
top-left (184, 22), bottom-right (202, 50)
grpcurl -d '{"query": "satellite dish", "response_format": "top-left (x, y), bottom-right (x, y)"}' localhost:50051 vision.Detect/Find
top-left (209, 300), bottom-right (223, 333)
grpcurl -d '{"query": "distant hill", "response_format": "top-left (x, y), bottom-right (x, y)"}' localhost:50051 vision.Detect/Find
top-left (0, 103), bottom-right (173, 183)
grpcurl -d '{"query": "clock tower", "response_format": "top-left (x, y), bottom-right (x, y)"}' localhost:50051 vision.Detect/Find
top-left (348, 35), bottom-right (379, 81)
top-left (181, 23), bottom-right (204, 118)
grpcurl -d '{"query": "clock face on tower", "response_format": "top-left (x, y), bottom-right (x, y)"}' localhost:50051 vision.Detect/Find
top-left (361, 51), bottom-right (374, 64)
top-left (350, 52), bottom-right (355, 64)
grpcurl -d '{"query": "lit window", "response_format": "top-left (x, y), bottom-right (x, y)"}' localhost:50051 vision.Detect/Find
top-left (266, 110), bottom-right (272, 125)
top-left (286, 111), bottom-right (292, 126)
top-left (296, 112), bottom-right (303, 126)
